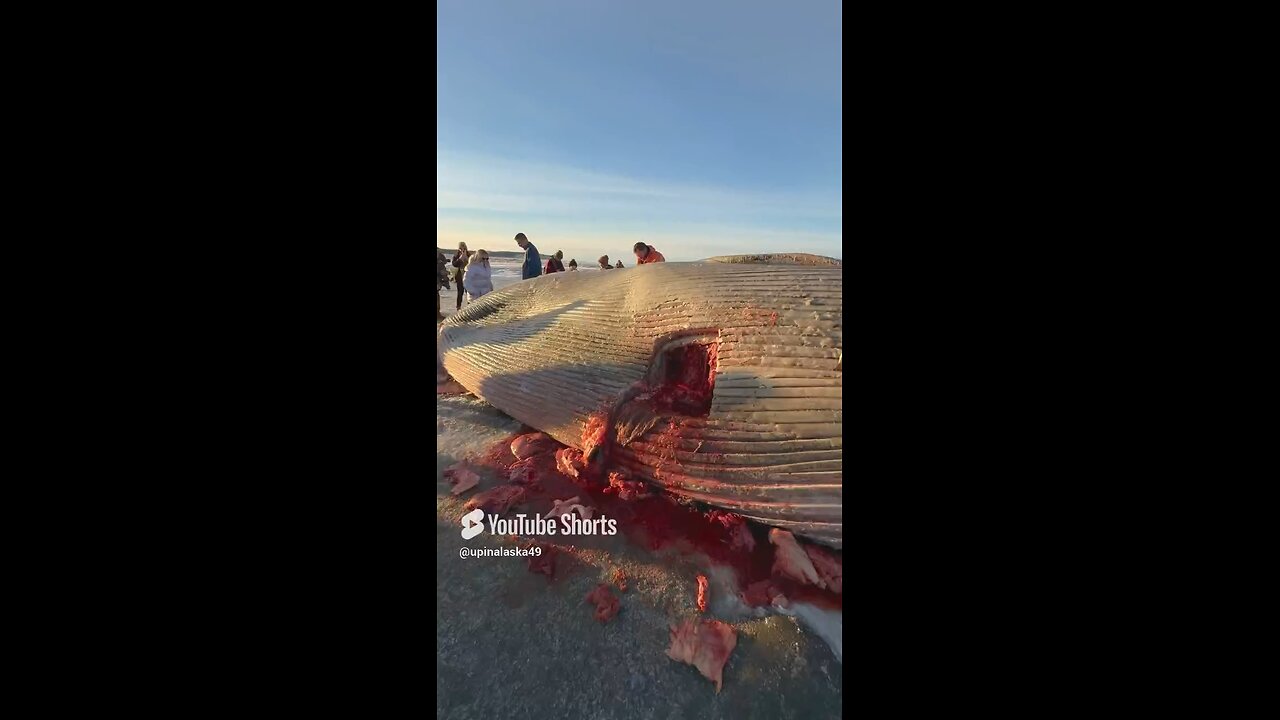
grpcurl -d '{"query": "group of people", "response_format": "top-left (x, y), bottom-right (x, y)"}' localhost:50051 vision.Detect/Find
top-left (436, 244), bottom-right (493, 321)
top-left (518, 233), bottom-right (666, 277)
top-left (528, 235), bottom-right (666, 276)
top-left (437, 233), bottom-right (666, 321)
top-left (593, 242), bottom-right (665, 271)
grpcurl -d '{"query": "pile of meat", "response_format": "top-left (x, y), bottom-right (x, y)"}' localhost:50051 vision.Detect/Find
top-left (443, 428), bottom-right (843, 694)
top-left (666, 619), bottom-right (738, 693)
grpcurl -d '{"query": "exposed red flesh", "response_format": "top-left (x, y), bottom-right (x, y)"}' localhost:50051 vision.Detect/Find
top-left (769, 529), bottom-right (825, 589)
top-left (580, 413), bottom-right (608, 462)
top-left (696, 574), bottom-right (709, 613)
top-left (585, 583), bottom-right (620, 623)
top-left (605, 471), bottom-right (650, 501)
top-left (555, 447), bottom-right (586, 480)
top-left (803, 543), bottom-right (843, 595)
top-left (666, 619), bottom-right (737, 693)
top-left (511, 432), bottom-right (556, 459)
top-left (705, 510), bottom-right (757, 552)
top-left (650, 342), bottom-right (718, 417)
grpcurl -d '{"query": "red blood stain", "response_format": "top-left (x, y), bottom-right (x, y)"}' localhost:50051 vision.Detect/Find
top-left (465, 485), bottom-right (527, 516)
top-left (476, 432), bottom-right (525, 474)
top-left (507, 457), bottom-right (544, 490)
top-left (585, 583), bottom-right (620, 623)
top-left (696, 574), bottom-right (709, 612)
top-left (526, 541), bottom-right (557, 580)
top-left (597, 486), bottom-right (843, 610)
top-left (462, 427), bottom-right (842, 612)
top-left (645, 420), bottom-right (685, 481)
top-left (804, 542), bottom-right (843, 595)
top-left (740, 579), bottom-right (785, 607)
top-left (705, 510), bottom-right (757, 552)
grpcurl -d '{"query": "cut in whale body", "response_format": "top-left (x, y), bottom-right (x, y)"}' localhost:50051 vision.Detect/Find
top-left (439, 254), bottom-right (842, 547)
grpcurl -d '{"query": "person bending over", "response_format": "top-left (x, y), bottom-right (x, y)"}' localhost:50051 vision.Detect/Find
top-left (634, 242), bottom-right (665, 265)
top-left (516, 233), bottom-right (542, 279)
top-left (544, 250), bottom-right (566, 274)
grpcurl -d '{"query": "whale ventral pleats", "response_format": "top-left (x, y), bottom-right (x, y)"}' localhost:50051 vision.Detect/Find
top-left (701, 253), bottom-right (842, 267)
top-left (439, 259), bottom-right (842, 547)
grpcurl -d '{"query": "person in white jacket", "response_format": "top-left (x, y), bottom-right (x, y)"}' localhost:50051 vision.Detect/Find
top-left (463, 249), bottom-right (494, 301)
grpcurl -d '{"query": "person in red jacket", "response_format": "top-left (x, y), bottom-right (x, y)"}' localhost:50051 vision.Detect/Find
top-left (633, 242), bottom-right (666, 264)
top-left (544, 250), bottom-right (566, 274)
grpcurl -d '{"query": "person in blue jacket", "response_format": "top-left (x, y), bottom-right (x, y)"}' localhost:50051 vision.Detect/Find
top-left (515, 232), bottom-right (542, 279)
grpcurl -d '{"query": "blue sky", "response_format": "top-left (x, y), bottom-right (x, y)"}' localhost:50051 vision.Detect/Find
top-left (437, 0), bottom-right (841, 262)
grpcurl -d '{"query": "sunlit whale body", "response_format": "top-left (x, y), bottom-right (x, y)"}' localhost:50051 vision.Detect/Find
top-left (439, 255), bottom-right (842, 547)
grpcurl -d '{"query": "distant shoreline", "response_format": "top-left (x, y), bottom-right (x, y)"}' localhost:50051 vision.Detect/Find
top-left (437, 248), bottom-right (524, 259)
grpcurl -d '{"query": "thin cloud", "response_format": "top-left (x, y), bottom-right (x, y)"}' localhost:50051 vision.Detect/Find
top-left (437, 151), bottom-right (841, 252)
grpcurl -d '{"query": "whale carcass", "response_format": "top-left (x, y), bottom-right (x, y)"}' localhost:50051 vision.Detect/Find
top-left (438, 255), bottom-right (842, 548)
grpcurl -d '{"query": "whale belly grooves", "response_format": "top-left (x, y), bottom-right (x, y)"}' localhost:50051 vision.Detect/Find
top-left (439, 259), bottom-right (842, 548)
